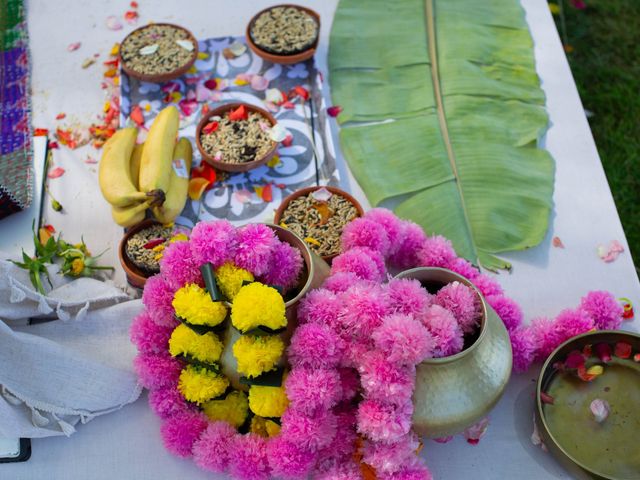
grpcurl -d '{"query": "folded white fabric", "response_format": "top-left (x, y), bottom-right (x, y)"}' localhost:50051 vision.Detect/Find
top-left (0, 255), bottom-right (142, 438)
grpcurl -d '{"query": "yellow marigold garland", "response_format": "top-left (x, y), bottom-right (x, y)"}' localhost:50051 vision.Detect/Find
top-left (216, 262), bottom-right (254, 300)
top-left (178, 365), bottom-right (229, 405)
top-left (248, 382), bottom-right (289, 418)
top-left (202, 390), bottom-right (249, 428)
top-left (169, 324), bottom-right (224, 364)
top-left (172, 283), bottom-right (227, 327)
top-left (250, 416), bottom-right (281, 438)
top-left (231, 282), bottom-right (287, 333)
top-left (232, 335), bottom-right (285, 378)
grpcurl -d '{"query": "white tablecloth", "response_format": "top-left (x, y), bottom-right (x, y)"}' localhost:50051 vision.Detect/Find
top-left (3, 0), bottom-right (638, 478)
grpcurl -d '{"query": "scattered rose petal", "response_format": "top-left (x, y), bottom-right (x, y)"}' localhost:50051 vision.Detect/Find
top-left (229, 105), bottom-right (248, 121)
top-left (43, 224), bottom-right (56, 234)
top-left (327, 105), bottom-right (343, 117)
top-left (282, 101), bottom-right (295, 109)
top-left (577, 365), bottom-right (597, 382)
top-left (254, 184), bottom-right (273, 202)
top-left (266, 155), bottom-right (281, 168)
top-left (106, 15), bottom-right (122, 30)
top-left (552, 236), bottom-right (564, 248)
top-left (281, 133), bottom-right (293, 147)
top-left (195, 83), bottom-right (210, 102)
top-left (67, 42), bottom-right (81, 52)
top-left (614, 342), bottom-right (632, 359)
top-left (464, 417), bottom-right (489, 445)
top-left (191, 163), bottom-right (216, 185)
top-left (595, 343), bottom-right (612, 362)
top-left (176, 39), bottom-right (194, 51)
top-left (276, 183), bottom-right (285, 189)
top-left (204, 78), bottom-right (217, 90)
top-left (139, 44), bottom-right (159, 55)
top-left (229, 41), bottom-right (247, 57)
top-left (48, 141), bottom-right (59, 149)
top-left (186, 89), bottom-right (196, 101)
top-left (34, 128), bottom-right (49, 136)
top-left (530, 414), bottom-right (545, 450)
top-left (251, 75), bottom-right (269, 91)
top-left (311, 187), bottom-right (333, 202)
top-left (130, 105), bottom-right (145, 127)
top-left (84, 156), bottom-right (98, 164)
top-left (202, 121), bottom-right (219, 134)
top-left (161, 82), bottom-right (180, 93)
top-left (540, 392), bottom-right (555, 405)
top-left (269, 123), bottom-right (288, 142)
top-left (81, 58), bottom-right (96, 69)
top-left (48, 167), bottom-right (65, 179)
top-left (634, 353), bottom-right (640, 363)
top-left (233, 189), bottom-right (252, 204)
top-left (130, 1), bottom-right (138, 7)
top-left (590, 399), bottom-right (609, 423)
top-left (214, 151), bottom-right (222, 162)
top-left (598, 240), bottom-right (624, 262)
top-left (178, 98), bottom-right (198, 117)
top-left (583, 344), bottom-right (593, 357)
top-left (188, 177), bottom-right (211, 201)
top-left (565, 350), bottom-right (586, 369)
top-left (143, 238), bottom-right (166, 249)
top-left (258, 122), bottom-right (270, 133)
top-left (124, 10), bottom-right (138, 24)
top-left (265, 88), bottom-right (284, 104)
top-left (433, 436), bottom-right (453, 444)
top-left (292, 85), bottom-right (310, 101)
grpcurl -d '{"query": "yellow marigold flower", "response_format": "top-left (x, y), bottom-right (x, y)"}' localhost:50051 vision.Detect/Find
top-left (248, 383), bottom-right (289, 418)
top-left (172, 284), bottom-right (227, 327)
top-left (169, 324), bottom-right (224, 364)
top-left (265, 419), bottom-right (281, 437)
top-left (202, 390), bottom-right (248, 428)
top-left (233, 335), bottom-right (284, 378)
top-left (250, 416), bottom-right (281, 437)
top-left (231, 282), bottom-right (286, 333)
top-left (215, 262), bottom-right (254, 300)
top-left (178, 365), bottom-right (229, 405)
top-left (71, 258), bottom-right (84, 276)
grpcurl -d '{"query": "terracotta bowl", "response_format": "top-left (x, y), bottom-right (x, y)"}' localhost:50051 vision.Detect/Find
top-left (246, 4), bottom-right (320, 65)
top-left (118, 219), bottom-right (164, 289)
top-left (119, 23), bottom-right (198, 83)
top-left (273, 185), bottom-right (365, 262)
top-left (196, 102), bottom-right (279, 173)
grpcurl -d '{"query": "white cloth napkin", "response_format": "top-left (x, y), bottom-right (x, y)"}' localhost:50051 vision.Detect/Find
top-left (0, 255), bottom-right (142, 438)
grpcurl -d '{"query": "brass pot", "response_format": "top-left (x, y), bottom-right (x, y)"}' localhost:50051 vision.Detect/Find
top-left (220, 223), bottom-right (331, 389)
top-left (394, 267), bottom-right (512, 438)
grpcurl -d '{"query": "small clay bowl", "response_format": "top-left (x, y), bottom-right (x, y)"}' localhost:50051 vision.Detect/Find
top-left (119, 23), bottom-right (198, 83)
top-left (196, 102), bottom-right (279, 173)
top-left (119, 219), bottom-right (165, 289)
top-left (246, 4), bottom-right (320, 65)
top-left (274, 185), bottom-right (364, 262)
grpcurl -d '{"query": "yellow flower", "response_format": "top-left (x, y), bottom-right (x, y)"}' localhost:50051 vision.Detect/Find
top-left (172, 284), bottom-right (228, 327)
top-left (215, 262), bottom-right (254, 300)
top-left (248, 383), bottom-right (289, 418)
top-left (178, 365), bottom-right (229, 405)
top-left (250, 416), bottom-right (281, 438)
top-left (71, 258), bottom-right (84, 276)
top-left (231, 283), bottom-right (286, 333)
top-left (169, 324), bottom-right (224, 364)
top-left (233, 335), bottom-right (284, 378)
top-left (202, 390), bottom-right (248, 428)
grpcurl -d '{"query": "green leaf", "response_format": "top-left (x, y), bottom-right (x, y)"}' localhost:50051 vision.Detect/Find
top-left (329, 0), bottom-right (554, 270)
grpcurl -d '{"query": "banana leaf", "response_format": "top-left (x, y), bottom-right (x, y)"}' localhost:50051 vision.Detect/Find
top-left (329, 0), bottom-right (554, 271)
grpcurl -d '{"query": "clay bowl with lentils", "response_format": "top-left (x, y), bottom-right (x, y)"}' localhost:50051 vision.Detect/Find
top-left (196, 102), bottom-right (279, 173)
top-left (246, 4), bottom-right (320, 64)
top-left (274, 186), bottom-right (364, 262)
top-left (119, 23), bottom-right (198, 83)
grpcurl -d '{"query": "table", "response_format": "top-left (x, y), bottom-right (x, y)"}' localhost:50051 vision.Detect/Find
top-left (4, 0), bottom-right (638, 478)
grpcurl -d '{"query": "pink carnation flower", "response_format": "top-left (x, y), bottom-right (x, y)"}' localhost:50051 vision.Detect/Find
top-left (297, 289), bottom-right (341, 329)
top-left (417, 235), bottom-right (456, 268)
top-left (267, 436), bottom-right (316, 479)
top-left (509, 326), bottom-right (537, 373)
top-left (341, 218), bottom-right (391, 257)
top-left (337, 284), bottom-right (389, 339)
top-left (357, 399), bottom-right (412, 443)
top-left (233, 224), bottom-right (276, 276)
top-left (388, 221), bottom-right (427, 269)
top-left (133, 353), bottom-right (182, 390)
top-left (530, 317), bottom-right (561, 360)
top-left (446, 257), bottom-right (479, 281)
top-left (313, 461), bottom-right (363, 480)
top-left (286, 367), bottom-right (342, 414)
top-left (259, 240), bottom-right (303, 290)
top-left (358, 352), bottom-right (415, 404)
top-left (193, 421), bottom-right (237, 473)
top-left (486, 295), bottom-right (523, 332)
top-left (342, 338), bottom-right (375, 369)
top-left (160, 241), bottom-right (203, 290)
top-left (142, 275), bottom-right (178, 327)
top-left (378, 457), bottom-right (433, 480)
top-left (323, 271), bottom-right (367, 294)
top-left (372, 313), bottom-right (434, 364)
top-left (472, 274), bottom-right (503, 297)
top-left (189, 220), bottom-right (236, 268)
top-left (160, 411), bottom-right (208, 458)
top-left (130, 311), bottom-right (174, 354)
top-left (364, 208), bottom-right (405, 256)
top-left (280, 408), bottom-right (337, 452)
top-left (435, 281), bottom-right (481, 334)
top-left (386, 278), bottom-right (433, 317)
top-left (338, 368), bottom-right (361, 402)
top-left (580, 290), bottom-right (623, 330)
top-left (288, 323), bottom-right (344, 369)
top-left (363, 433), bottom-right (420, 475)
top-left (229, 433), bottom-right (270, 480)
top-left (420, 305), bottom-right (464, 357)
top-left (148, 387), bottom-right (190, 420)
top-left (554, 308), bottom-right (594, 345)
top-left (331, 247), bottom-right (386, 282)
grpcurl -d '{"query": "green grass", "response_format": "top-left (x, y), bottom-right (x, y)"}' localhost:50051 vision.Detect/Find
top-left (553, 0), bottom-right (640, 267)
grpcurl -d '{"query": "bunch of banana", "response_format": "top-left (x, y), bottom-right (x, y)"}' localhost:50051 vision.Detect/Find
top-left (99, 106), bottom-right (192, 227)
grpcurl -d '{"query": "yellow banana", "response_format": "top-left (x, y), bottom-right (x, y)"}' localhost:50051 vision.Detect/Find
top-left (111, 199), bottom-right (154, 228)
top-left (99, 128), bottom-right (164, 207)
top-left (152, 137), bottom-right (193, 224)
top-left (139, 105), bottom-right (180, 197)
top-left (129, 143), bottom-right (144, 190)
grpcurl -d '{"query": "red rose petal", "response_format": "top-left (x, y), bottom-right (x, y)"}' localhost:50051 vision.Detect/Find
top-left (130, 105), bottom-right (145, 126)
top-left (130, 1), bottom-right (138, 8)
top-left (191, 163), bottom-right (216, 185)
top-left (48, 141), bottom-right (59, 150)
top-left (281, 134), bottom-right (293, 147)
top-left (143, 238), bottom-right (166, 249)
top-left (43, 224), bottom-right (56, 234)
top-left (261, 183), bottom-right (273, 202)
top-left (282, 101), bottom-right (295, 110)
top-left (327, 105), bottom-right (343, 117)
top-left (202, 121), bottom-right (219, 135)
top-left (614, 342), bottom-right (632, 359)
top-left (48, 167), bottom-right (65, 179)
top-left (540, 392), bottom-right (554, 405)
top-left (595, 343), bottom-right (612, 363)
top-left (293, 85), bottom-right (309, 101)
top-left (565, 350), bottom-right (585, 369)
top-left (204, 79), bottom-right (218, 90)
top-left (229, 105), bottom-right (248, 121)
top-left (56, 113), bottom-right (66, 120)
top-left (34, 128), bottom-right (49, 137)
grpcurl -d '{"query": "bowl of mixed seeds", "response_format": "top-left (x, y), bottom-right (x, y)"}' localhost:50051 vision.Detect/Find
top-left (246, 4), bottom-right (320, 64)
top-left (119, 220), bottom-right (174, 288)
top-left (119, 23), bottom-right (198, 83)
top-left (274, 186), bottom-right (364, 261)
top-left (196, 102), bottom-right (279, 173)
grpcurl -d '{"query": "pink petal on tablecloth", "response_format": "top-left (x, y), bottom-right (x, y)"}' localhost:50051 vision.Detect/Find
top-left (251, 75), bottom-right (269, 91)
top-left (106, 16), bottom-right (123, 30)
top-left (48, 167), bottom-right (65, 179)
top-left (598, 240), bottom-right (624, 262)
top-left (464, 417), bottom-right (489, 445)
top-left (67, 42), bottom-right (81, 52)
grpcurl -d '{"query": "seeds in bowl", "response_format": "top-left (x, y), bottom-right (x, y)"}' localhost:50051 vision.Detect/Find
top-left (250, 6), bottom-right (318, 55)
top-left (200, 106), bottom-right (275, 164)
top-left (280, 189), bottom-right (359, 257)
top-left (125, 224), bottom-right (172, 273)
top-left (120, 24), bottom-right (195, 77)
